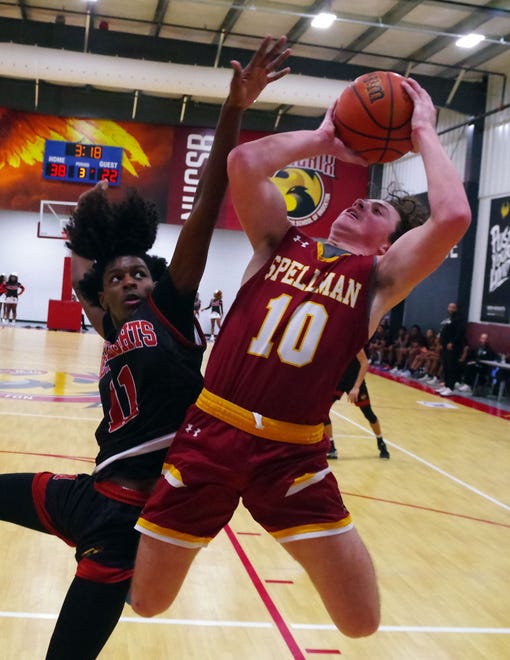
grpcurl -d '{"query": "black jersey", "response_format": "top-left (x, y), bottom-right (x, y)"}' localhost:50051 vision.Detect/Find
top-left (336, 357), bottom-right (361, 393)
top-left (94, 271), bottom-right (206, 481)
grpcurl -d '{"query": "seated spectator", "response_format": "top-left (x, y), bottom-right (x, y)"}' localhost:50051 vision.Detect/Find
top-left (393, 324), bottom-right (425, 375)
top-left (493, 352), bottom-right (510, 398)
top-left (457, 332), bottom-right (499, 393)
top-left (406, 325), bottom-right (427, 372)
top-left (412, 329), bottom-right (442, 384)
top-left (366, 322), bottom-right (391, 366)
top-left (388, 326), bottom-right (410, 371)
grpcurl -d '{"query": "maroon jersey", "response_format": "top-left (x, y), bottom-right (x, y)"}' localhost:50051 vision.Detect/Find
top-left (204, 227), bottom-right (375, 425)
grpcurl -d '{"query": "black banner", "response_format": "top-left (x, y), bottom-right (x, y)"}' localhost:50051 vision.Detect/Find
top-left (481, 195), bottom-right (510, 324)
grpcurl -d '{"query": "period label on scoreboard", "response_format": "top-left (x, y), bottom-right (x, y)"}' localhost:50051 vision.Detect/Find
top-left (42, 140), bottom-right (123, 186)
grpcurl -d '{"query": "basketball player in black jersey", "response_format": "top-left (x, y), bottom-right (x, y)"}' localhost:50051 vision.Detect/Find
top-left (325, 349), bottom-right (390, 459)
top-left (0, 37), bottom-right (290, 660)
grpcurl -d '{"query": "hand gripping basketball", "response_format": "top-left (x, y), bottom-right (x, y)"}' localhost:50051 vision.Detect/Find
top-left (333, 71), bottom-right (414, 164)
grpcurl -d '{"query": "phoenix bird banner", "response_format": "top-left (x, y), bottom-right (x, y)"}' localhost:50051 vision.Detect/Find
top-left (0, 108), bottom-right (368, 238)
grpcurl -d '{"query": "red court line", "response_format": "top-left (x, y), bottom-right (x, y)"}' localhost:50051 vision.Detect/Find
top-left (266, 579), bottom-right (294, 584)
top-left (305, 650), bottom-right (341, 655)
top-left (343, 491), bottom-right (510, 528)
top-left (371, 368), bottom-right (510, 420)
top-left (0, 449), bottom-right (94, 463)
top-left (224, 524), bottom-right (305, 659)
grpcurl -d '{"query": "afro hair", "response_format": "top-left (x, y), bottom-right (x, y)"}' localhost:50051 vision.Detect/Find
top-left (65, 187), bottom-right (168, 305)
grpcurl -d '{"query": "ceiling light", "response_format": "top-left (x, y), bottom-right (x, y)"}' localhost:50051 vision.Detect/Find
top-left (311, 12), bottom-right (336, 29)
top-left (456, 33), bottom-right (485, 48)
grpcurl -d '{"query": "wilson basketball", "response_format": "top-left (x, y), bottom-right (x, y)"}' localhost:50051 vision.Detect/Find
top-left (334, 71), bottom-right (414, 164)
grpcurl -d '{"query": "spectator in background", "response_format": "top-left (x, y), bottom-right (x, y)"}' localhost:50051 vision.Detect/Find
top-left (457, 332), bottom-right (498, 393)
top-left (0, 274), bottom-right (6, 321)
top-left (3, 273), bottom-right (25, 324)
top-left (388, 325), bottom-right (409, 372)
top-left (194, 291), bottom-right (201, 318)
top-left (413, 328), bottom-right (442, 385)
top-left (436, 302), bottom-right (466, 396)
top-left (366, 322), bottom-right (390, 366)
top-left (202, 289), bottom-right (224, 340)
top-left (493, 351), bottom-right (510, 398)
top-left (405, 324), bottom-right (427, 374)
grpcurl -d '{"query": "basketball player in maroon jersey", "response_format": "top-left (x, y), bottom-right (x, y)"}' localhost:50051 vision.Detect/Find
top-left (0, 37), bottom-right (290, 659)
top-left (132, 76), bottom-right (471, 638)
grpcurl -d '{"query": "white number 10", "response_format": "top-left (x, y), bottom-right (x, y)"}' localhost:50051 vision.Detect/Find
top-left (248, 294), bottom-right (328, 367)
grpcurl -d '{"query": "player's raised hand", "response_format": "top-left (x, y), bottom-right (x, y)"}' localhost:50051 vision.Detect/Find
top-left (228, 35), bottom-right (291, 110)
top-left (77, 179), bottom-right (109, 205)
top-left (317, 103), bottom-right (368, 166)
top-left (401, 78), bottom-right (437, 152)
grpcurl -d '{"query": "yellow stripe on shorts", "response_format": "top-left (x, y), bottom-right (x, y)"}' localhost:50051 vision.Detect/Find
top-left (271, 516), bottom-right (354, 543)
top-left (135, 518), bottom-right (212, 549)
top-left (196, 388), bottom-right (324, 444)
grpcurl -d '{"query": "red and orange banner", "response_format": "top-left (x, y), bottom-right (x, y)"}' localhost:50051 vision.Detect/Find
top-left (0, 108), bottom-right (368, 238)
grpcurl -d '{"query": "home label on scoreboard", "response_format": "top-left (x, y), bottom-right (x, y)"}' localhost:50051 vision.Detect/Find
top-left (42, 140), bottom-right (123, 186)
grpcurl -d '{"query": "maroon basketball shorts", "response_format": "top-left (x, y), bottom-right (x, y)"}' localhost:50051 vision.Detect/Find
top-left (137, 405), bottom-right (353, 548)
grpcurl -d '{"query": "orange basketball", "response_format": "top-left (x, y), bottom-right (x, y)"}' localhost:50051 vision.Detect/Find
top-left (334, 71), bottom-right (414, 164)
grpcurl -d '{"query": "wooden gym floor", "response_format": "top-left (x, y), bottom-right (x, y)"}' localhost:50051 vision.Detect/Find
top-left (0, 327), bottom-right (508, 659)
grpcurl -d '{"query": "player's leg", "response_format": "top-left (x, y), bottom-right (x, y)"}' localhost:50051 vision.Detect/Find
top-left (325, 390), bottom-right (344, 459)
top-left (362, 409), bottom-right (390, 459)
top-left (130, 535), bottom-right (199, 617)
top-left (324, 414), bottom-right (338, 459)
top-left (358, 384), bottom-right (390, 459)
top-left (0, 473), bottom-right (48, 531)
top-left (283, 529), bottom-right (380, 637)
top-left (46, 576), bottom-right (130, 660)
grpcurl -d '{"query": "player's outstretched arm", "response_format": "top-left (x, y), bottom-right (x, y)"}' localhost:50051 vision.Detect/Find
top-left (370, 79), bottom-right (471, 331)
top-left (168, 36), bottom-right (291, 294)
top-left (227, 100), bottom-right (366, 281)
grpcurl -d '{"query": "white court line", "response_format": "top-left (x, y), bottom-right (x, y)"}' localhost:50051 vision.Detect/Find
top-left (0, 611), bottom-right (271, 628)
top-left (0, 411), bottom-right (97, 422)
top-left (331, 409), bottom-right (510, 512)
top-left (294, 623), bottom-right (510, 634)
top-left (1, 611), bottom-right (509, 634)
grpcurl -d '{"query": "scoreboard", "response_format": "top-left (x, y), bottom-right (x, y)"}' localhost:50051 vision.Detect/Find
top-left (42, 140), bottom-right (123, 186)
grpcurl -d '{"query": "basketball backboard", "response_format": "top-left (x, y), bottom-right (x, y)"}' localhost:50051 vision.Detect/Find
top-left (38, 199), bottom-right (77, 239)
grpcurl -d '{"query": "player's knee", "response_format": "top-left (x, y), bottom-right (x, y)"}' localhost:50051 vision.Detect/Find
top-left (337, 608), bottom-right (380, 638)
top-left (129, 592), bottom-right (166, 618)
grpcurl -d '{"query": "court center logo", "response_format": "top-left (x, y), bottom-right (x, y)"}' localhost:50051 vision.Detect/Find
top-left (270, 155), bottom-right (335, 227)
top-left (0, 368), bottom-right (99, 403)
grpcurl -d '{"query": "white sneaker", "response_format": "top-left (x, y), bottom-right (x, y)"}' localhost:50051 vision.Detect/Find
top-left (457, 384), bottom-right (472, 393)
top-left (426, 376), bottom-right (438, 385)
top-left (439, 387), bottom-right (454, 396)
top-left (418, 374), bottom-right (429, 381)
top-left (434, 384), bottom-right (445, 392)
